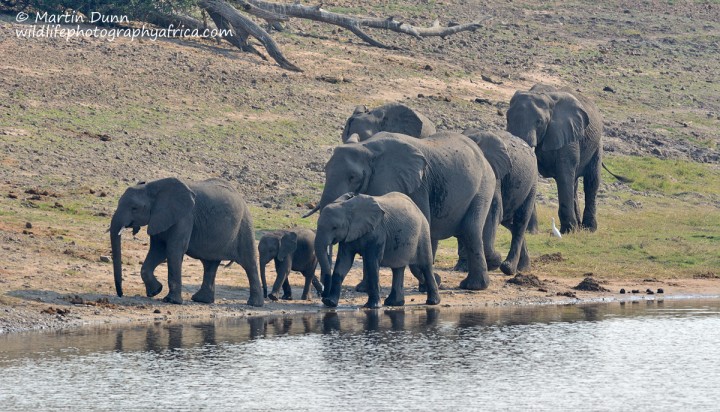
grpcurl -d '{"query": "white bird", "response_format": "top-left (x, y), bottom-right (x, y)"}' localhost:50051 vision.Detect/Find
top-left (551, 218), bottom-right (562, 238)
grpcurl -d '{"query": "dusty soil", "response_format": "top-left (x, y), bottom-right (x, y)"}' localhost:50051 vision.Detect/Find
top-left (1, 1), bottom-right (719, 334)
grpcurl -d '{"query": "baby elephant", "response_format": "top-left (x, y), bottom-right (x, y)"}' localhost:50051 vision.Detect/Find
top-left (258, 228), bottom-right (323, 301)
top-left (315, 192), bottom-right (440, 309)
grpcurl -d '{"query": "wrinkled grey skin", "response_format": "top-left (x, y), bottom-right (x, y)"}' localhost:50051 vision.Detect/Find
top-left (464, 129), bottom-right (538, 276)
top-left (341, 103), bottom-right (436, 143)
top-left (110, 178), bottom-right (264, 307)
top-left (258, 228), bottom-right (323, 301)
top-left (306, 131), bottom-right (496, 291)
top-left (315, 192), bottom-right (439, 308)
top-left (507, 84), bottom-right (603, 233)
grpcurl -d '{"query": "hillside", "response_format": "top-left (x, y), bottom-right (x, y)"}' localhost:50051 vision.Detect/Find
top-left (0, 0), bottom-right (719, 331)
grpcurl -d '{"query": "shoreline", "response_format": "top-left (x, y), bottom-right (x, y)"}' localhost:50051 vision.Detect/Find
top-left (3, 272), bottom-right (719, 335)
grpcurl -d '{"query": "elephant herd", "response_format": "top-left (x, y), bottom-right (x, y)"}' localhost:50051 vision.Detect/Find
top-left (110, 83), bottom-right (625, 308)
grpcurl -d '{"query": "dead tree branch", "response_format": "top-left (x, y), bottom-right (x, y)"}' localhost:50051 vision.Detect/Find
top-left (199, 0), bottom-right (302, 71)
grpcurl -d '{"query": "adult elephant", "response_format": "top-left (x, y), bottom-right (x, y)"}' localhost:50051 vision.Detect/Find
top-left (507, 84), bottom-right (616, 233)
top-left (109, 178), bottom-right (264, 306)
top-left (305, 131), bottom-right (496, 290)
top-left (463, 129), bottom-right (538, 275)
top-left (341, 103), bottom-right (436, 143)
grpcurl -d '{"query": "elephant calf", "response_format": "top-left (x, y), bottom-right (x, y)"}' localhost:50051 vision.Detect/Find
top-left (315, 192), bottom-right (440, 309)
top-left (258, 228), bottom-right (323, 301)
top-left (110, 178), bottom-right (264, 307)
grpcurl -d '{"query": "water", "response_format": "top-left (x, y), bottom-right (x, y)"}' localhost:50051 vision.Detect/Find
top-left (1, 299), bottom-right (720, 411)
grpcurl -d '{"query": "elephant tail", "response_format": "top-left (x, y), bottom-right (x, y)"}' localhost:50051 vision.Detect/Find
top-left (602, 162), bottom-right (633, 183)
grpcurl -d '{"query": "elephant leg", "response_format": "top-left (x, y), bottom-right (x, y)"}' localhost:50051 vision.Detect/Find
top-left (362, 248), bottom-right (383, 309)
top-left (162, 245), bottom-right (186, 305)
top-left (483, 191), bottom-right (503, 271)
top-left (581, 154), bottom-right (601, 231)
top-left (458, 197), bottom-right (492, 291)
top-left (517, 239), bottom-right (531, 272)
top-left (269, 259), bottom-right (291, 301)
top-left (301, 272), bottom-right (313, 300)
top-left (422, 262), bottom-right (440, 305)
top-left (453, 238), bottom-right (468, 272)
top-left (192, 260), bottom-right (220, 303)
top-left (527, 204), bottom-right (539, 234)
top-left (501, 190), bottom-right (535, 276)
top-left (556, 171), bottom-right (579, 233)
top-left (239, 220), bottom-right (264, 307)
top-left (141, 237), bottom-right (166, 298)
top-left (281, 277), bottom-right (293, 301)
top-left (322, 245), bottom-right (355, 308)
top-left (384, 267), bottom-right (406, 307)
top-left (355, 273), bottom-right (368, 293)
top-left (415, 239), bottom-right (441, 292)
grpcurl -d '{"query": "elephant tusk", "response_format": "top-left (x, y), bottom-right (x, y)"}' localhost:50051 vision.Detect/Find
top-left (117, 227), bottom-right (129, 237)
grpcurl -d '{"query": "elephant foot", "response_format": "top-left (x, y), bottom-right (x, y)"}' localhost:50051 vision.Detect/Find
top-left (517, 258), bottom-right (531, 273)
top-left (487, 253), bottom-right (503, 272)
top-left (280, 294), bottom-right (293, 301)
top-left (418, 282), bottom-right (427, 293)
top-left (499, 261), bottom-right (517, 277)
top-left (145, 279), bottom-right (163, 298)
top-left (162, 294), bottom-right (183, 304)
top-left (459, 275), bottom-right (489, 291)
top-left (300, 293), bottom-right (310, 300)
top-left (322, 297), bottom-right (338, 308)
top-left (355, 281), bottom-right (368, 293)
top-left (426, 294), bottom-right (441, 306)
top-left (246, 293), bottom-right (265, 307)
top-left (581, 218), bottom-right (598, 232)
top-left (383, 292), bottom-right (405, 307)
top-left (191, 289), bottom-right (214, 304)
top-left (363, 300), bottom-right (382, 309)
top-left (453, 258), bottom-right (468, 272)
top-left (267, 293), bottom-right (279, 302)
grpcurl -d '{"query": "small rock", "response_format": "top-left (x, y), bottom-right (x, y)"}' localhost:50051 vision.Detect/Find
top-left (25, 222), bottom-right (32, 229)
top-left (631, 289), bottom-right (640, 294)
top-left (474, 98), bottom-right (492, 105)
top-left (646, 289), bottom-right (655, 295)
top-left (556, 291), bottom-right (577, 298)
top-left (100, 256), bottom-right (111, 263)
top-left (603, 86), bottom-right (616, 93)
top-left (8, 193), bottom-right (17, 199)
top-left (423, 64), bottom-right (433, 71)
top-left (417, 93), bottom-right (425, 98)
top-left (620, 288), bottom-right (626, 294)
top-left (153, 309), bottom-right (161, 314)
top-left (657, 288), bottom-right (664, 294)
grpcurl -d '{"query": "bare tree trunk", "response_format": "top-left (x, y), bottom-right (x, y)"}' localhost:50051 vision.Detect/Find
top-left (246, 0), bottom-right (484, 48)
top-left (199, 0), bottom-right (302, 72)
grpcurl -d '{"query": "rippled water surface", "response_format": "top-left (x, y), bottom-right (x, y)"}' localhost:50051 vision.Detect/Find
top-left (2, 299), bottom-right (720, 411)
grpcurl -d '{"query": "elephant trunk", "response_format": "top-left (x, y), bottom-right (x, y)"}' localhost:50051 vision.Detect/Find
top-left (110, 213), bottom-right (127, 297)
top-left (304, 186), bottom-right (344, 218)
top-left (314, 234), bottom-right (333, 298)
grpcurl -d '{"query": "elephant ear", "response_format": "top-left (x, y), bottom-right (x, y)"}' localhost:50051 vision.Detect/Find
top-left (345, 194), bottom-right (386, 243)
top-left (278, 232), bottom-right (298, 262)
top-left (543, 93), bottom-right (589, 151)
top-left (146, 178), bottom-right (196, 236)
top-left (463, 129), bottom-right (512, 180)
top-left (365, 133), bottom-right (428, 195)
top-left (379, 104), bottom-right (436, 138)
